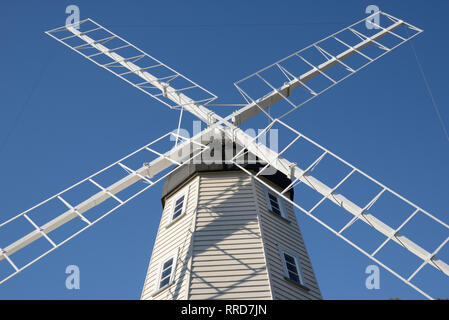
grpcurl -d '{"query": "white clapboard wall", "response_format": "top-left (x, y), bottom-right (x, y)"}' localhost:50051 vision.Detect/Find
top-left (141, 171), bottom-right (322, 300)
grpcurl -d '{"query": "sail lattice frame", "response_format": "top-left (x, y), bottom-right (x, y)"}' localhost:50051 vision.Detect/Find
top-left (0, 132), bottom-right (209, 285)
top-left (228, 118), bottom-right (449, 299)
top-left (232, 11), bottom-right (423, 125)
top-left (46, 19), bottom-right (218, 112)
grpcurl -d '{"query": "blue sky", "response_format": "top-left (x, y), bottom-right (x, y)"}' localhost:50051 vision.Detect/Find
top-left (0, 0), bottom-right (448, 299)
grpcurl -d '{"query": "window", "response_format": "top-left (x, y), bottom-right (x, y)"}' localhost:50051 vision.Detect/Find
top-left (268, 192), bottom-right (282, 216)
top-left (172, 195), bottom-right (185, 220)
top-left (159, 258), bottom-right (174, 289)
top-left (265, 188), bottom-right (288, 220)
top-left (283, 252), bottom-right (301, 284)
top-left (278, 245), bottom-right (305, 286)
top-left (156, 249), bottom-right (178, 291)
top-left (168, 189), bottom-right (187, 225)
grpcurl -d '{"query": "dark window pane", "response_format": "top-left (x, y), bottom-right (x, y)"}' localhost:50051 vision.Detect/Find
top-left (163, 258), bottom-right (173, 270)
top-left (288, 272), bottom-right (300, 283)
top-left (270, 200), bottom-right (280, 209)
top-left (161, 267), bottom-right (172, 279)
top-left (159, 277), bottom-right (170, 289)
top-left (271, 207), bottom-right (281, 215)
top-left (175, 196), bottom-right (184, 206)
top-left (284, 254), bottom-right (295, 265)
top-left (286, 262), bottom-right (298, 273)
top-left (173, 208), bottom-right (183, 219)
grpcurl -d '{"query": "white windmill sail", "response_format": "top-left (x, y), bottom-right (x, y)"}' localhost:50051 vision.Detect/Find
top-left (228, 119), bottom-right (449, 300)
top-left (0, 132), bottom-right (209, 285)
top-left (231, 11), bottom-right (422, 125)
top-left (46, 19), bottom-right (218, 125)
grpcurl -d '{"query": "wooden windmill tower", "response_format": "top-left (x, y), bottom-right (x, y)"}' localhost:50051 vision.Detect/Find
top-left (0, 11), bottom-right (448, 300)
top-left (141, 140), bottom-right (322, 299)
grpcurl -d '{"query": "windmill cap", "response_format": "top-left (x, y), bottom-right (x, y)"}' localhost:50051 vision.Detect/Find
top-left (160, 138), bottom-right (294, 205)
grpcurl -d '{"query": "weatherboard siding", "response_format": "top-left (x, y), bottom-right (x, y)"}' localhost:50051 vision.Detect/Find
top-left (188, 172), bottom-right (272, 300)
top-left (255, 177), bottom-right (322, 300)
top-left (141, 170), bottom-right (321, 300)
top-left (141, 176), bottom-right (199, 300)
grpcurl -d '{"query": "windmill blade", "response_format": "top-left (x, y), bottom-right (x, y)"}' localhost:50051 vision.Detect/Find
top-left (0, 132), bottom-right (209, 285)
top-left (232, 11), bottom-right (423, 125)
top-left (45, 19), bottom-right (218, 124)
top-left (225, 119), bottom-right (448, 299)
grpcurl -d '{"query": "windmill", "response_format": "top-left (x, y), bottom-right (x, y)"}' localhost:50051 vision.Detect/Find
top-left (0, 11), bottom-right (447, 299)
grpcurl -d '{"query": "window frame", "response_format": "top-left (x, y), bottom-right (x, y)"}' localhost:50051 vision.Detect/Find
top-left (264, 187), bottom-right (288, 220)
top-left (278, 245), bottom-right (306, 287)
top-left (154, 248), bottom-right (179, 294)
top-left (167, 188), bottom-right (188, 226)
